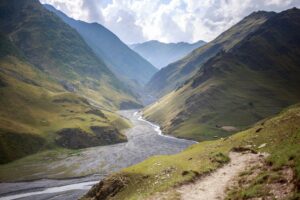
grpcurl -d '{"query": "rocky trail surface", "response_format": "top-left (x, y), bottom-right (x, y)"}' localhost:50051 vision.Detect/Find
top-left (177, 152), bottom-right (266, 200)
top-left (148, 152), bottom-right (266, 200)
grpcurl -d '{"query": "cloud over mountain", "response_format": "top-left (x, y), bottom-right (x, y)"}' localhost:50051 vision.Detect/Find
top-left (40, 0), bottom-right (300, 44)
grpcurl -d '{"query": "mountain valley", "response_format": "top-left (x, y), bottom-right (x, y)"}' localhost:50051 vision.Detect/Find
top-left (130, 40), bottom-right (206, 69)
top-left (0, 1), bottom-right (300, 200)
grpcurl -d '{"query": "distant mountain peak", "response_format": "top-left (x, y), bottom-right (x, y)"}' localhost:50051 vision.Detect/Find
top-left (130, 40), bottom-right (206, 69)
top-left (246, 10), bottom-right (276, 19)
top-left (135, 40), bottom-right (206, 46)
top-left (281, 6), bottom-right (300, 15)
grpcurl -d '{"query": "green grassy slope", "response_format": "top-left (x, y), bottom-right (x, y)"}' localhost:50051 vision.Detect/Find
top-left (83, 103), bottom-right (300, 200)
top-left (144, 8), bottom-right (300, 141)
top-left (0, 54), bottom-right (131, 163)
top-left (0, 0), bottom-right (140, 109)
top-left (145, 11), bottom-right (275, 98)
top-left (0, 0), bottom-right (138, 163)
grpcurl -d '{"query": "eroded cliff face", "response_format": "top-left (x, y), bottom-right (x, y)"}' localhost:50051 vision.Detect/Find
top-left (82, 174), bottom-right (131, 200)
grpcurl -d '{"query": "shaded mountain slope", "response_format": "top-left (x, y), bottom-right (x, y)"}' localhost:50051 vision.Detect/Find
top-left (144, 8), bottom-right (300, 141)
top-left (45, 4), bottom-right (157, 87)
top-left (145, 11), bottom-right (276, 98)
top-left (83, 103), bottom-right (300, 200)
top-left (130, 40), bottom-right (206, 69)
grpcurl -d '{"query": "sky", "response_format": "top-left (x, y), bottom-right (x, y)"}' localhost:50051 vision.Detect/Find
top-left (40, 0), bottom-right (300, 44)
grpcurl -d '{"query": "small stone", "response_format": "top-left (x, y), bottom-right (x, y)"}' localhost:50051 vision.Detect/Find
top-left (258, 143), bottom-right (267, 149)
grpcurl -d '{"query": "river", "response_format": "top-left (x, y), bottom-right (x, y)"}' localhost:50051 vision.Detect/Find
top-left (0, 110), bottom-right (196, 200)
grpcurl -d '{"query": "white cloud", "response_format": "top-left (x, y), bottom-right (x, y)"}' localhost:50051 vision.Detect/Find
top-left (40, 0), bottom-right (300, 44)
top-left (40, 0), bottom-right (86, 20)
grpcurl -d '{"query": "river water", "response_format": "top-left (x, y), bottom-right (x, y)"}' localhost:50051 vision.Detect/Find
top-left (0, 110), bottom-right (196, 200)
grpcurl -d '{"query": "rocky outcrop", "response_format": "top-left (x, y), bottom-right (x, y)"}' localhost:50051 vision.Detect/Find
top-left (60, 80), bottom-right (77, 92)
top-left (55, 127), bottom-right (127, 149)
top-left (55, 128), bottom-right (98, 149)
top-left (82, 174), bottom-right (130, 200)
top-left (90, 126), bottom-right (127, 145)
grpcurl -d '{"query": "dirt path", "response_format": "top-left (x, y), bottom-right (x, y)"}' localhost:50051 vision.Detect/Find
top-left (177, 152), bottom-right (266, 200)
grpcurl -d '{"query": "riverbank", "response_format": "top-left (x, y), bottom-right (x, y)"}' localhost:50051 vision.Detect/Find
top-left (82, 104), bottom-right (300, 200)
top-left (0, 110), bottom-right (196, 200)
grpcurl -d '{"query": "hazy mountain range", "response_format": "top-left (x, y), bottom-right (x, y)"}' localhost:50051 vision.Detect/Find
top-left (130, 40), bottom-right (206, 69)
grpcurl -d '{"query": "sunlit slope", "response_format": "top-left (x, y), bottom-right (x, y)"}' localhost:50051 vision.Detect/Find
top-left (83, 104), bottom-right (300, 200)
top-left (0, 0), bottom-right (140, 109)
top-left (0, 53), bottom-right (131, 163)
top-left (145, 11), bottom-right (275, 98)
top-left (144, 8), bottom-right (300, 141)
top-left (0, 0), bottom-right (139, 163)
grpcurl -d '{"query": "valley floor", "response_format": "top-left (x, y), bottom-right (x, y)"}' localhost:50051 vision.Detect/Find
top-left (0, 110), bottom-right (195, 200)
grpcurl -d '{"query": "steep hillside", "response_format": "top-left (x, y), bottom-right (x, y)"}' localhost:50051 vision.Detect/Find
top-left (0, 0), bottom-right (140, 109)
top-left (130, 40), bottom-right (206, 69)
top-left (146, 11), bottom-right (275, 98)
top-left (45, 4), bottom-right (157, 87)
top-left (0, 53), bottom-right (130, 164)
top-left (0, 0), bottom-right (137, 163)
top-left (144, 8), bottom-right (300, 141)
top-left (83, 104), bottom-right (300, 200)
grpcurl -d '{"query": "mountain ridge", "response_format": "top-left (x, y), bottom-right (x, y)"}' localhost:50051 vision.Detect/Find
top-left (0, 0), bottom-right (139, 163)
top-left (130, 40), bottom-right (206, 70)
top-left (143, 8), bottom-right (300, 141)
top-left (145, 10), bottom-right (276, 98)
top-left (44, 4), bottom-right (157, 87)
